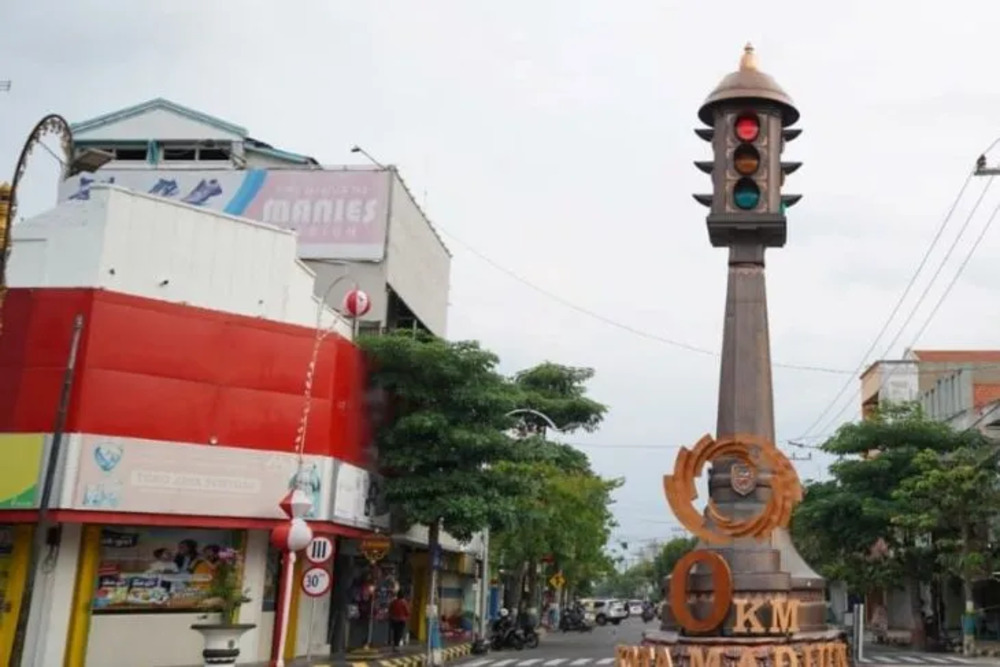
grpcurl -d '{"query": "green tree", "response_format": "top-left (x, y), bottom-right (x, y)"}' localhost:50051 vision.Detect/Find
top-left (892, 435), bottom-right (1000, 656)
top-left (359, 332), bottom-right (531, 639)
top-left (791, 402), bottom-right (975, 649)
top-left (650, 536), bottom-right (698, 594)
top-left (491, 362), bottom-right (615, 610)
top-left (510, 363), bottom-right (607, 435)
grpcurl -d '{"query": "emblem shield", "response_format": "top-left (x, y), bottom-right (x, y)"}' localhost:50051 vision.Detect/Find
top-left (731, 462), bottom-right (757, 496)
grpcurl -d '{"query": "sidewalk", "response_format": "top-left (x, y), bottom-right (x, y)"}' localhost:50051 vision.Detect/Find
top-left (216, 641), bottom-right (474, 667)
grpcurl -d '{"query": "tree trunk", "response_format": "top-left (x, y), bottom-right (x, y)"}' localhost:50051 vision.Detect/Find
top-left (526, 561), bottom-right (540, 615)
top-left (426, 520), bottom-right (442, 666)
top-left (507, 562), bottom-right (529, 615)
top-left (961, 524), bottom-right (976, 657)
top-left (908, 576), bottom-right (926, 650)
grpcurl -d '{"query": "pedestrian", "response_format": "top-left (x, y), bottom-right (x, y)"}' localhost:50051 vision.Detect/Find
top-left (389, 590), bottom-right (410, 652)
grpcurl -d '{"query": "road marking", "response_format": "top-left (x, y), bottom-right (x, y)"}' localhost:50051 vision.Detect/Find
top-left (492, 660), bottom-right (517, 667)
top-left (923, 658), bottom-right (955, 664)
top-left (463, 661), bottom-right (492, 667)
top-left (596, 660), bottom-right (615, 666)
top-left (897, 658), bottom-right (925, 664)
top-left (519, 660), bottom-right (543, 666)
top-left (570, 660), bottom-right (592, 666)
top-left (543, 660), bottom-right (568, 666)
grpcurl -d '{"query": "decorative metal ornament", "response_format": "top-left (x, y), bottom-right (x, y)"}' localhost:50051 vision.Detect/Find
top-left (663, 433), bottom-right (802, 545)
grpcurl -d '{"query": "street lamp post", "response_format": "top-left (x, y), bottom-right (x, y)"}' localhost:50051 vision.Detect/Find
top-left (476, 409), bottom-right (570, 639)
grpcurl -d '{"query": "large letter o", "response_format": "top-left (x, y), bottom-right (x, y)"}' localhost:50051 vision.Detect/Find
top-left (668, 549), bottom-right (733, 634)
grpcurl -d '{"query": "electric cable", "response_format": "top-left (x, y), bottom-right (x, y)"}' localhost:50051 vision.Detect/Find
top-left (435, 225), bottom-right (852, 375)
top-left (814, 175), bottom-right (997, 438)
top-left (796, 169), bottom-right (978, 439)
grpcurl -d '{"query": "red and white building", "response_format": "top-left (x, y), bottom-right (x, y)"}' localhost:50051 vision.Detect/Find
top-left (0, 99), bottom-right (482, 667)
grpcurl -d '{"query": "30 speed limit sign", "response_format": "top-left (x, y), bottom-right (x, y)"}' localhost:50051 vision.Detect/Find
top-left (301, 566), bottom-right (332, 597)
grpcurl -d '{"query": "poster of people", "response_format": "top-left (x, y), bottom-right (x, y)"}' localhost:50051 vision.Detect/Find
top-left (91, 527), bottom-right (241, 612)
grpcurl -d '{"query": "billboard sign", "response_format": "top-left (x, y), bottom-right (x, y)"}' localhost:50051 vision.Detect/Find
top-left (0, 433), bottom-right (46, 508)
top-left (58, 168), bottom-right (391, 261)
top-left (65, 434), bottom-right (333, 520)
top-left (329, 460), bottom-right (390, 531)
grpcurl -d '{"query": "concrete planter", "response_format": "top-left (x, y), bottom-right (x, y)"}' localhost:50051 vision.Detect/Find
top-left (190, 623), bottom-right (255, 666)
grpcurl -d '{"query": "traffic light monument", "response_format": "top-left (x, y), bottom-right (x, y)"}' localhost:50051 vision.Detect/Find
top-left (617, 46), bottom-right (851, 667)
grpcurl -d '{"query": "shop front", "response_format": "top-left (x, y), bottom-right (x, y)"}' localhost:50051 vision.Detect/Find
top-left (326, 460), bottom-right (394, 654)
top-left (0, 433), bottom-right (48, 666)
top-left (50, 433), bottom-right (333, 667)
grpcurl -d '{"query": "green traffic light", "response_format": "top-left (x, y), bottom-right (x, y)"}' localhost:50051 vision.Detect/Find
top-left (733, 178), bottom-right (760, 210)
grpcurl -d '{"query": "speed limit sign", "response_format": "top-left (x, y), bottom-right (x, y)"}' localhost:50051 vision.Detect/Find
top-left (301, 566), bottom-right (332, 597)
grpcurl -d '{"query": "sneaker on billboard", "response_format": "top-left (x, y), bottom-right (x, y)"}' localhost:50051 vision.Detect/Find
top-left (148, 179), bottom-right (180, 197)
top-left (181, 178), bottom-right (223, 206)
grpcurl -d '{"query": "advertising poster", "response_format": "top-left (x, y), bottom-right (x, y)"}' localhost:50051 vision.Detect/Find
top-left (330, 461), bottom-right (391, 531)
top-left (91, 527), bottom-right (241, 612)
top-left (57, 168), bottom-right (391, 261)
top-left (0, 434), bottom-right (45, 509)
top-left (70, 435), bottom-right (331, 521)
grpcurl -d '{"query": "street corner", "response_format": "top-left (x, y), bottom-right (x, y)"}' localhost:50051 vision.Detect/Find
top-left (442, 643), bottom-right (474, 662)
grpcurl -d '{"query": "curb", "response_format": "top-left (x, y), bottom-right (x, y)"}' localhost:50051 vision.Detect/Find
top-left (330, 642), bottom-right (473, 667)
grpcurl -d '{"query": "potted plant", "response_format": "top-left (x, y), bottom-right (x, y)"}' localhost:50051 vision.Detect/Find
top-left (190, 547), bottom-right (256, 666)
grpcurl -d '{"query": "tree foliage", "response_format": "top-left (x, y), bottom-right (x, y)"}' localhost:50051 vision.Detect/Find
top-left (597, 537), bottom-right (696, 599)
top-left (791, 403), bottom-right (966, 593)
top-left (791, 402), bottom-right (1000, 650)
top-left (491, 362), bottom-right (618, 600)
top-left (359, 332), bottom-right (530, 541)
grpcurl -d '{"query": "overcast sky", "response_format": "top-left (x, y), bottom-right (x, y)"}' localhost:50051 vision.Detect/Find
top-left (6, 0), bottom-right (1000, 555)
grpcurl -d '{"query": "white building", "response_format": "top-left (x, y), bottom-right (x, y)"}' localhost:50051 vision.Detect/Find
top-left (62, 98), bottom-right (452, 336)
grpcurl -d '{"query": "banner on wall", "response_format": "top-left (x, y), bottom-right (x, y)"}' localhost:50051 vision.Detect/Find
top-left (64, 435), bottom-right (333, 521)
top-left (57, 168), bottom-right (392, 261)
top-left (0, 434), bottom-right (47, 509)
top-left (329, 461), bottom-right (390, 531)
top-left (91, 527), bottom-right (241, 612)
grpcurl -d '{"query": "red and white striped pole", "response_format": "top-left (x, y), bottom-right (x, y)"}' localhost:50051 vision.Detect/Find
top-left (270, 488), bottom-right (314, 667)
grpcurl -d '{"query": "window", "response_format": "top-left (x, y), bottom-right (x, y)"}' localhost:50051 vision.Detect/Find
top-left (91, 526), bottom-right (242, 613)
top-left (199, 147), bottom-right (230, 161)
top-left (163, 147), bottom-right (197, 161)
top-left (115, 147), bottom-right (148, 161)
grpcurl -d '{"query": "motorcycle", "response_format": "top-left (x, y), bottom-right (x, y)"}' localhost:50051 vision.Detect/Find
top-left (641, 605), bottom-right (656, 623)
top-left (559, 606), bottom-right (594, 632)
top-left (491, 618), bottom-right (525, 651)
top-left (521, 624), bottom-right (541, 649)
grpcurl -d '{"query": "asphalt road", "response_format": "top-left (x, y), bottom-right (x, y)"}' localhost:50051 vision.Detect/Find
top-left (450, 619), bottom-right (994, 667)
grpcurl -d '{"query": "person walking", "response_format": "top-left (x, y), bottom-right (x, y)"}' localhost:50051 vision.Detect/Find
top-left (389, 590), bottom-right (411, 652)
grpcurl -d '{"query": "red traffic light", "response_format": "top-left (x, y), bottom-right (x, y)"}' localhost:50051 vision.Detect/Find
top-left (734, 113), bottom-right (760, 142)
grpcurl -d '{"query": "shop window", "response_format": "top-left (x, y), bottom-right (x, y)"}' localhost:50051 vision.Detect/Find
top-left (91, 527), bottom-right (243, 613)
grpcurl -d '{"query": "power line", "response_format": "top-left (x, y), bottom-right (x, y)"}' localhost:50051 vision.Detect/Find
top-left (435, 225), bottom-right (852, 375)
top-left (815, 176), bottom-right (997, 437)
top-left (798, 169), bottom-right (979, 440)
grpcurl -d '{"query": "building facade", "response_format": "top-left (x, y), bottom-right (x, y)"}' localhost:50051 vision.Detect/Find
top-left (858, 349), bottom-right (1000, 642)
top-left (60, 97), bottom-right (452, 336)
top-left (0, 186), bottom-right (475, 666)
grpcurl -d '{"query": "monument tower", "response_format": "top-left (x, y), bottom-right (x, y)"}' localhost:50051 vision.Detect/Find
top-left (632, 46), bottom-right (851, 667)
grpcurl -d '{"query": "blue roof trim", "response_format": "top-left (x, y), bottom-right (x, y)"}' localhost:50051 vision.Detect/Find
top-left (70, 98), bottom-right (248, 137)
top-left (245, 143), bottom-right (318, 165)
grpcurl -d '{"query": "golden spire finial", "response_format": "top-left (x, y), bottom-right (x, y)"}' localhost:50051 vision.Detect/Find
top-left (740, 42), bottom-right (758, 71)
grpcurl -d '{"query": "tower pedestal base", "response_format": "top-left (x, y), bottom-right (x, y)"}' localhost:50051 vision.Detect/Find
top-left (639, 628), bottom-right (852, 667)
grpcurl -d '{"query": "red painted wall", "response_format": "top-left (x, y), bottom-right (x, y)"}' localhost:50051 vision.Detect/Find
top-left (0, 288), bottom-right (369, 465)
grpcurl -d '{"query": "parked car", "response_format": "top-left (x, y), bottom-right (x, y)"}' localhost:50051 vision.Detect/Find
top-left (579, 598), bottom-right (629, 626)
top-left (628, 600), bottom-right (645, 617)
